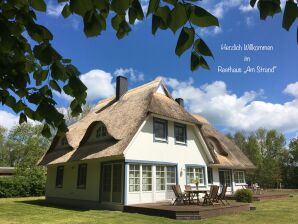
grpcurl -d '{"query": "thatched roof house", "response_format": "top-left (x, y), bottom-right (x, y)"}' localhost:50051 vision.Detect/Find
top-left (39, 78), bottom-right (254, 170)
top-left (42, 76), bottom-right (255, 207)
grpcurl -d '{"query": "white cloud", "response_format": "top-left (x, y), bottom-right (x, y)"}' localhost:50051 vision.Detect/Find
top-left (114, 68), bottom-right (144, 82)
top-left (47, 1), bottom-right (66, 17)
top-left (198, 26), bottom-right (222, 37)
top-left (283, 82), bottom-right (298, 98)
top-left (80, 70), bottom-right (116, 102)
top-left (163, 77), bottom-right (298, 134)
top-left (0, 110), bottom-right (39, 130)
top-left (70, 17), bottom-right (80, 30)
top-left (202, 0), bottom-right (242, 19)
top-left (55, 69), bottom-right (116, 102)
top-left (245, 16), bottom-right (254, 26)
top-left (0, 110), bottom-right (19, 130)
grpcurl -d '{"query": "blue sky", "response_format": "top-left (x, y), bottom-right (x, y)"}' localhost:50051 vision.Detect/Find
top-left (1, 0), bottom-right (298, 140)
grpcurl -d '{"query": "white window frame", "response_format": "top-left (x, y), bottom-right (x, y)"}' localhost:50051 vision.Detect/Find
top-left (234, 170), bottom-right (246, 184)
top-left (142, 165), bottom-right (152, 192)
top-left (186, 167), bottom-right (205, 186)
top-left (128, 164), bottom-right (140, 192)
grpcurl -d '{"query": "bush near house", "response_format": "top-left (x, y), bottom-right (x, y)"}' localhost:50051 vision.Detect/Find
top-left (0, 168), bottom-right (46, 198)
top-left (235, 189), bottom-right (253, 203)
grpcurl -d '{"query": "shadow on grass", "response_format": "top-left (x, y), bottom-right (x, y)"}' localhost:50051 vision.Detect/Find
top-left (16, 199), bottom-right (90, 211)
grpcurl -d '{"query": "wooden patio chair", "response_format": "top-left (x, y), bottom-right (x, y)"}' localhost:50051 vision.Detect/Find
top-left (171, 185), bottom-right (188, 205)
top-left (185, 185), bottom-right (195, 204)
top-left (217, 185), bottom-right (229, 205)
top-left (203, 185), bottom-right (220, 206)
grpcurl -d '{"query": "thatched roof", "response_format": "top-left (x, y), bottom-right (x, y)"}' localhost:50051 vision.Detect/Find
top-left (39, 78), bottom-right (255, 170)
top-left (191, 114), bottom-right (255, 169)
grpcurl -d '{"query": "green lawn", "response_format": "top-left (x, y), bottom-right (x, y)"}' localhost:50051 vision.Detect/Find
top-left (0, 195), bottom-right (297, 224)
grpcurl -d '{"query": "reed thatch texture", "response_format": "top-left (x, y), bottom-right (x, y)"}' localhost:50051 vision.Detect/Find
top-left (39, 78), bottom-right (255, 170)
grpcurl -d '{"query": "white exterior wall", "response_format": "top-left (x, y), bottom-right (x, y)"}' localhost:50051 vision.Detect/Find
top-left (209, 167), bottom-right (247, 194)
top-left (124, 115), bottom-right (211, 205)
top-left (46, 159), bottom-right (101, 201)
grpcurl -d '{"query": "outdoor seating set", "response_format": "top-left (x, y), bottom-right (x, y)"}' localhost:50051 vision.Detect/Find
top-left (171, 185), bottom-right (229, 206)
top-left (242, 183), bottom-right (263, 195)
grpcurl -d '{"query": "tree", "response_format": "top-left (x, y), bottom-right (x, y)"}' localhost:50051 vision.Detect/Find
top-left (233, 132), bottom-right (248, 154)
top-left (2, 123), bottom-right (51, 167)
top-left (64, 104), bottom-right (93, 126)
top-left (0, 123), bottom-right (51, 197)
top-left (289, 137), bottom-right (298, 163)
top-left (1, 0), bottom-right (297, 137)
top-left (229, 128), bottom-right (292, 188)
top-left (0, 126), bottom-right (7, 166)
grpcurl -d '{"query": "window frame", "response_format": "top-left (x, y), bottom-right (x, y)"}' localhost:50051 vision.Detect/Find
top-left (153, 118), bottom-right (168, 143)
top-left (96, 125), bottom-right (108, 139)
top-left (207, 167), bottom-right (213, 184)
top-left (77, 163), bottom-right (88, 189)
top-left (186, 166), bottom-right (205, 186)
top-left (156, 165), bottom-right (177, 192)
top-left (174, 122), bottom-right (187, 145)
top-left (61, 137), bottom-right (68, 146)
top-left (234, 170), bottom-right (246, 184)
top-left (55, 166), bottom-right (64, 188)
top-left (129, 164), bottom-right (140, 192)
top-left (142, 165), bottom-right (152, 192)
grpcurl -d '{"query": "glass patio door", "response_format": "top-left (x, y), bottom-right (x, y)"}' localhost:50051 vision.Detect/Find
top-left (101, 163), bottom-right (123, 203)
top-left (219, 170), bottom-right (232, 192)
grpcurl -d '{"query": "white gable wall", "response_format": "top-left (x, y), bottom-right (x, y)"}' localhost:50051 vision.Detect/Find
top-left (124, 114), bottom-right (211, 205)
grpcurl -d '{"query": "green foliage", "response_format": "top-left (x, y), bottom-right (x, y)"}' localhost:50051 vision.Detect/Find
top-left (1, 0), bottom-right (297, 135)
top-left (0, 0), bottom-right (87, 137)
top-left (229, 129), bottom-right (297, 188)
top-left (251, 0), bottom-right (298, 40)
top-left (289, 137), bottom-right (298, 162)
top-left (0, 123), bottom-right (49, 198)
top-left (235, 189), bottom-right (253, 203)
top-left (0, 167), bottom-right (46, 198)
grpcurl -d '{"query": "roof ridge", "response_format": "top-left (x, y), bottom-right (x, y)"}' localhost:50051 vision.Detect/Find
top-left (95, 78), bottom-right (161, 106)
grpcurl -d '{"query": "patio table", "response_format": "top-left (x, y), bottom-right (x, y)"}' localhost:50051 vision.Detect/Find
top-left (184, 189), bottom-right (209, 205)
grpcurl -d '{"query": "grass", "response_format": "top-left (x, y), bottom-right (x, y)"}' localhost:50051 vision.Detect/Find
top-left (0, 194), bottom-right (297, 224)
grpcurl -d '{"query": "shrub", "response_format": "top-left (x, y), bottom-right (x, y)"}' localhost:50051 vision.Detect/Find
top-left (234, 189), bottom-right (253, 203)
top-left (0, 167), bottom-right (46, 198)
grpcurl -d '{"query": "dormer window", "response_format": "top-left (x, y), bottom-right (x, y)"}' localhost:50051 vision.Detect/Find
top-left (61, 137), bottom-right (68, 146)
top-left (96, 125), bottom-right (107, 138)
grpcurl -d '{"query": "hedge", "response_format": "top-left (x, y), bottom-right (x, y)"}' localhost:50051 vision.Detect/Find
top-left (0, 168), bottom-right (46, 198)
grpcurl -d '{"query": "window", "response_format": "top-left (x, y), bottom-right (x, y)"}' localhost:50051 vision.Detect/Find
top-left (234, 171), bottom-right (245, 184)
top-left (96, 125), bottom-right (107, 138)
top-left (156, 166), bottom-right (166, 191)
top-left (174, 123), bottom-right (187, 144)
top-left (207, 167), bottom-right (213, 184)
top-left (142, 165), bottom-right (152, 191)
top-left (77, 164), bottom-right (87, 189)
top-left (153, 118), bottom-right (167, 142)
top-left (156, 166), bottom-right (177, 191)
top-left (166, 166), bottom-right (176, 190)
top-left (186, 167), bottom-right (205, 186)
top-left (55, 166), bottom-right (64, 188)
top-left (129, 165), bottom-right (140, 192)
top-left (61, 137), bottom-right (68, 146)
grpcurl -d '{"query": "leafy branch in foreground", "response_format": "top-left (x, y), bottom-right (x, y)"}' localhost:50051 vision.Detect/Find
top-left (0, 0), bottom-right (87, 137)
top-left (61, 0), bottom-right (219, 71)
top-left (1, 0), bottom-right (297, 137)
top-left (251, 0), bottom-right (298, 42)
